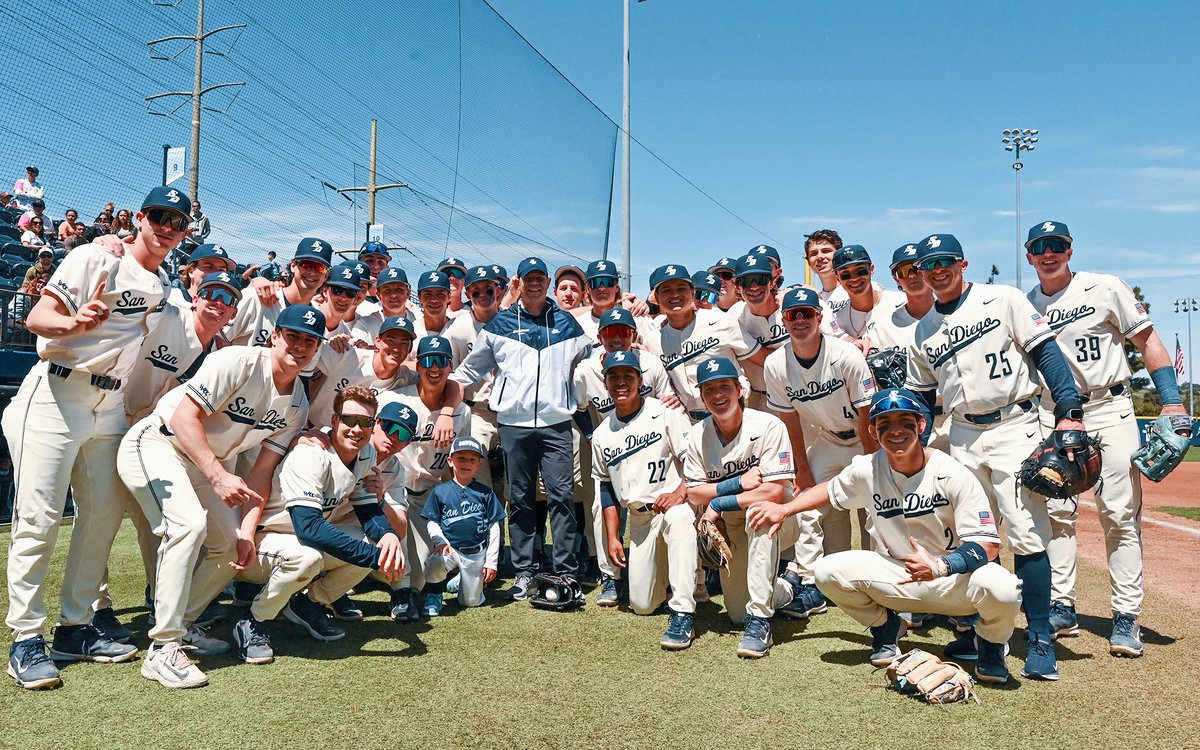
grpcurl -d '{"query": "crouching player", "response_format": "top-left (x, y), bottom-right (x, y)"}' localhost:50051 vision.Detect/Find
top-left (590, 351), bottom-right (697, 650)
top-left (748, 389), bottom-right (1021, 684)
top-left (421, 436), bottom-right (506, 609)
top-left (684, 357), bottom-right (800, 659)
top-left (235, 385), bottom-right (405, 663)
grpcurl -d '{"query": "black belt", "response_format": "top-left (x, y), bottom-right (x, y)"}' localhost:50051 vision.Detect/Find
top-left (828, 429), bottom-right (857, 441)
top-left (48, 362), bottom-right (121, 391)
top-left (463, 399), bottom-right (477, 407)
top-left (458, 541), bottom-right (486, 555)
top-left (688, 410), bottom-right (711, 421)
top-left (1083, 382), bottom-right (1126, 403)
top-left (159, 424), bottom-right (173, 437)
top-left (627, 502), bottom-right (654, 514)
top-left (963, 399), bottom-right (1034, 426)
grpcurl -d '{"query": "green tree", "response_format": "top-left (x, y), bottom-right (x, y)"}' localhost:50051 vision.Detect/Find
top-left (986, 265), bottom-right (1000, 284)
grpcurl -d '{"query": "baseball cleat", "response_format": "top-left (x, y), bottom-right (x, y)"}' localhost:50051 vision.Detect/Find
top-left (182, 623), bottom-right (231, 655)
top-left (869, 612), bottom-right (902, 666)
top-left (194, 599), bottom-right (226, 628)
top-left (141, 642), bottom-right (208, 689)
top-left (596, 576), bottom-right (619, 607)
top-left (974, 638), bottom-right (1010, 685)
top-left (445, 574), bottom-right (461, 595)
top-left (389, 588), bottom-right (419, 623)
top-left (329, 595), bottom-right (364, 622)
top-left (779, 582), bottom-right (828, 619)
top-left (943, 629), bottom-right (979, 661)
top-left (91, 607), bottom-right (134, 645)
top-left (1021, 633), bottom-right (1060, 681)
top-left (8, 636), bottom-right (62, 690)
top-left (50, 624), bottom-right (138, 663)
top-left (233, 617), bottom-right (275, 665)
top-left (1048, 601), bottom-right (1079, 638)
top-left (736, 615), bottom-right (772, 659)
top-left (506, 573), bottom-right (535, 601)
top-left (661, 611), bottom-right (695, 651)
top-left (285, 593), bottom-right (346, 641)
top-left (421, 592), bottom-right (444, 618)
top-left (1109, 612), bottom-right (1144, 658)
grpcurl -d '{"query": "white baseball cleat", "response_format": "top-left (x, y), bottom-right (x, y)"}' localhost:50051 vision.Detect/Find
top-left (141, 642), bottom-right (209, 689)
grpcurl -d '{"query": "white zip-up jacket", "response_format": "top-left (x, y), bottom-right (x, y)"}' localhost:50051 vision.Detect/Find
top-left (451, 297), bottom-right (591, 428)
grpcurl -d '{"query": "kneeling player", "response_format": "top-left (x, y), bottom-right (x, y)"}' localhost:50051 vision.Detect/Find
top-left (591, 351), bottom-right (697, 649)
top-left (749, 389), bottom-right (1021, 684)
top-left (684, 357), bottom-right (800, 659)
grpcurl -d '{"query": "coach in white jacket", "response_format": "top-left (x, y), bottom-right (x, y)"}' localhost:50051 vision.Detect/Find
top-left (453, 257), bottom-right (592, 600)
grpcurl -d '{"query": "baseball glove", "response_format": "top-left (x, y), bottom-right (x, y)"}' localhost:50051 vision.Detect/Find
top-left (1132, 414), bottom-right (1193, 482)
top-left (528, 573), bottom-right (583, 612)
top-left (1017, 429), bottom-right (1102, 499)
top-left (866, 348), bottom-right (908, 390)
top-left (696, 517), bottom-right (733, 570)
top-left (883, 649), bottom-right (979, 705)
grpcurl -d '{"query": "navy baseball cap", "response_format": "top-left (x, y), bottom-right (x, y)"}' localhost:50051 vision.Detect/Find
top-left (377, 267), bottom-right (408, 289)
top-left (709, 257), bottom-right (736, 273)
top-left (449, 435), bottom-right (486, 457)
top-left (189, 243), bottom-right (236, 272)
top-left (833, 244), bottom-right (872, 271)
top-left (598, 307), bottom-right (637, 331)
top-left (275, 304), bottom-right (325, 340)
top-left (326, 262), bottom-right (363, 291)
top-left (416, 335), bottom-right (451, 359)
top-left (602, 350), bottom-right (642, 374)
top-left (696, 356), bottom-right (740, 387)
top-left (649, 264), bottom-right (691, 290)
top-left (378, 316), bottom-right (416, 338)
top-left (1025, 220), bottom-right (1072, 249)
top-left (437, 256), bottom-right (467, 274)
top-left (359, 241), bottom-right (391, 260)
top-left (141, 186), bottom-right (191, 217)
top-left (586, 259), bottom-right (619, 282)
top-left (196, 271), bottom-right (243, 301)
top-left (348, 260), bottom-right (370, 284)
top-left (868, 388), bottom-right (926, 422)
top-left (915, 234), bottom-right (964, 264)
top-left (378, 401), bottom-right (419, 436)
top-left (749, 244), bottom-right (781, 266)
top-left (417, 270), bottom-right (451, 293)
top-left (517, 257), bottom-right (548, 278)
top-left (890, 243), bottom-right (920, 270)
top-left (781, 287), bottom-right (822, 311)
top-left (691, 270), bottom-right (722, 294)
top-left (734, 253), bottom-right (772, 279)
top-left (294, 238), bottom-right (333, 267)
top-left (466, 265), bottom-right (501, 287)
top-left (492, 265), bottom-right (509, 283)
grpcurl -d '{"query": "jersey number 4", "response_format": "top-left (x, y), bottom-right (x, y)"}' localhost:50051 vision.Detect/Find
top-left (984, 351), bottom-right (1013, 380)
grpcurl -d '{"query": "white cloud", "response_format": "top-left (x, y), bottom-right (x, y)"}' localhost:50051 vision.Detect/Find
top-left (1152, 204), bottom-right (1200, 214)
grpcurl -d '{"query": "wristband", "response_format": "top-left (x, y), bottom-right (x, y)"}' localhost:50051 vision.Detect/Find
top-left (1149, 366), bottom-right (1183, 406)
top-left (715, 477), bottom-right (743, 496)
top-left (709, 495), bottom-right (740, 513)
top-left (940, 541), bottom-right (989, 576)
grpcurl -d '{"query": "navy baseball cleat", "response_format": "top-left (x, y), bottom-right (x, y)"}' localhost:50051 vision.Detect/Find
top-left (390, 588), bottom-right (419, 623)
top-left (779, 581), bottom-right (828, 619)
top-left (943, 629), bottom-right (979, 660)
top-left (233, 617), bottom-right (275, 665)
top-left (736, 615), bottom-right (772, 659)
top-left (869, 611), bottom-right (902, 666)
top-left (1048, 601), bottom-right (1079, 638)
top-left (8, 636), bottom-right (62, 690)
top-left (285, 593), bottom-right (345, 641)
top-left (1110, 612), bottom-right (1144, 657)
top-left (506, 573), bottom-right (535, 601)
top-left (183, 623), bottom-right (231, 655)
top-left (596, 576), bottom-right (619, 607)
top-left (974, 638), bottom-right (1011, 685)
top-left (1021, 633), bottom-right (1060, 680)
top-left (661, 611), bottom-right (695, 651)
top-left (329, 595), bottom-right (364, 622)
top-left (421, 592), bottom-right (444, 618)
top-left (50, 624), bottom-right (138, 663)
top-left (91, 607), bottom-right (133, 645)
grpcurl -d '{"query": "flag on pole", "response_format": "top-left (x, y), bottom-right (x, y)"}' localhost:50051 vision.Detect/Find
top-left (165, 147), bottom-right (186, 186)
top-left (1176, 335), bottom-right (1187, 378)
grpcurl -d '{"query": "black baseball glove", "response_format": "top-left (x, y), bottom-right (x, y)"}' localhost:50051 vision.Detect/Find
top-left (866, 348), bottom-right (908, 390)
top-left (529, 573), bottom-right (584, 612)
top-left (1017, 429), bottom-right (1102, 499)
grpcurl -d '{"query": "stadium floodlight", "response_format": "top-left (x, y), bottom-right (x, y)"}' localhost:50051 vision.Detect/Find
top-left (1001, 127), bottom-right (1039, 289)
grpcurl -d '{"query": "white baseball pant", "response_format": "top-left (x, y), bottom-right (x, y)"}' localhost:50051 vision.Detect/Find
top-left (243, 525), bottom-right (373, 617)
top-left (718, 509), bottom-right (800, 624)
top-left (625, 503), bottom-right (699, 615)
top-left (791, 433), bottom-right (866, 582)
top-left (424, 547), bottom-right (488, 607)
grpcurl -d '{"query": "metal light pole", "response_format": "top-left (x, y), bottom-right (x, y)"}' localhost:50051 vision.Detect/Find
top-left (1176, 298), bottom-right (1198, 415)
top-left (621, 0), bottom-right (632, 290)
top-left (327, 120), bottom-right (408, 246)
top-left (1002, 128), bottom-right (1038, 289)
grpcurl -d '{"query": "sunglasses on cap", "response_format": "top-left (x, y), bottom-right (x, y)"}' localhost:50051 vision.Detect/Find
top-left (145, 208), bottom-right (189, 232)
top-left (296, 259), bottom-right (329, 274)
top-left (868, 391), bottom-right (925, 422)
top-left (588, 277), bottom-right (617, 289)
top-left (599, 324), bottom-right (634, 340)
top-left (380, 420), bottom-right (415, 442)
top-left (695, 289), bottom-right (720, 305)
top-left (441, 267), bottom-right (465, 280)
top-left (892, 263), bottom-right (917, 280)
top-left (418, 354), bottom-right (452, 369)
top-left (738, 273), bottom-right (771, 288)
top-left (837, 267), bottom-right (871, 281)
top-left (335, 413), bottom-right (376, 430)
top-left (198, 287), bottom-right (238, 306)
top-left (915, 257), bottom-right (960, 271)
top-left (782, 307), bottom-right (820, 322)
top-left (327, 286), bottom-right (357, 298)
top-left (1028, 237), bottom-right (1070, 256)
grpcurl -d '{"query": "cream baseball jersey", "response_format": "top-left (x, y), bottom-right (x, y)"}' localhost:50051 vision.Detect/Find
top-left (590, 397), bottom-right (692, 504)
top-left (819, 284), bottom-right (850, 317)
top-left (764, 335), bottom-right (876, 438)
top-left (657, 307), bottom-right (757, 413)
top-left (258, 441), bottom-right (378, 534)
top-left (385, 388), bottom-right (471, 493)
top-left (351, 307), bottom-right (416, 346)
top-left (684, 409), bottom-right (795, 495)
top-left (308, 346), bottom-right (418, 428)
top-left (444, 311), bottom-right (494, 404)
top-left (906, 284), bottom-right (1055, 416)
top-left (834, 289), bottom-right (908, 342)
top-left (827, 449), bottom-right (1001, 560)
top-left (151, 346), bottom-right (309, 459)
top-left (38, 243), bottom-right (169, 377)
top-left (124, 304), bottom-right (219, 422)
top-left (1027, 270), bottom-right (1151, 392)
top-left (225, 285), bottom-right (287, 347)
top-left (737, 305), bottom-right (788, 392)
top-left (573, 349), bottom-right (672, 421)
top-left (860, 299), bottom-right (922, 353)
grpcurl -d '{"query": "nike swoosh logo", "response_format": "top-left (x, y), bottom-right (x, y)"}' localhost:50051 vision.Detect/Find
top-left (982, 299), bottom-right (995, 305)
top-left (651, 414), bottom-right (661, 420)
top-left (707, 321), bottom-right (719, 327)
top-left (1026, 432), bottom-right (1036, 439)
top-left (1083, 285), bottom-right (1098, 292)
top-left (1119, 412), bottom-right (1131, 419)
top-left (749, 436), bottom-right (760, 441)
top-left (937, 476), bottom-right (950, 481)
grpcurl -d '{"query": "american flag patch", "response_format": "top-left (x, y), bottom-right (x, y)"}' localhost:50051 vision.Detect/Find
top-left (1135, 302), bottom-right (1146, 315)
top-left (1031, 313), bottom-right (1046, 325)
top-left (979, 511), bottom-right (995, 526)
top-left (778, 451), bottom-right (791, 466)
top-left (862, 377), bottom-right (875, 391)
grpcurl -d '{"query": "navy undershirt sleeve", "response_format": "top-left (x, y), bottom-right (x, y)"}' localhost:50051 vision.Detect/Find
top-left (1028, 338), bottom-right (1083, 420)
top-left (289, 506), bottom-right (380, 569)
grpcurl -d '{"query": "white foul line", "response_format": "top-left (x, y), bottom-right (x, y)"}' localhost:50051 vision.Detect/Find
top-left (1079, 498), bottom-right (1200, 538)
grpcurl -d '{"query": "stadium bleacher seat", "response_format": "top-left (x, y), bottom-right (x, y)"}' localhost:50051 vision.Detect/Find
top-left (0, 207), bottom-right (19, 224)
top-left (53, 248), bottom-right (66, 262)
top-left (0, 258), bottom-right (10, 278)
top-left (0, 225), bottom-right (21, 242)
top-left (10, 262), bottom-right (31, 280)
top-left (3, 244), bottom-right (36, 262)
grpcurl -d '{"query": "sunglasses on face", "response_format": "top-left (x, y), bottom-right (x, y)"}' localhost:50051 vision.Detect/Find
top-left (713, 271), bottom-right (734, 281)
top-left (468, 285), bottom-right (496, 298)
top-left (296, 260), bottom-right (328, 274)
top-left (695, 289), bottom-right (720, 305)
top-left (588, 277), bottom-right (616, 289)
top-left (442, 268), bottom-right (465, 280)
top-left (336, 413), bottom-right (376, 430)
top-left (30, 220), bottom-right (42, 226)
top-left (837, 267), bottom-right (871, 281)
top-left (738, 273), bottom-right (771, 288)
top-left (327, 286), bottom-right (357, 298)
top-left (916, 257), bottom-right (959, 271)
top-left (145, 208), bottom-right (189, 231)
top-left (418, 354), bottom-right (451, 369)
top-left (198, 287), bottom-right (237, 306)
top-left (380, 420), bottom-right (414, 442)
top-left (892, 263), bottom-right (917, 280)
top-left (782, 307), bottom-right (820, 322)
top-left (1028, 238), bottom-right (1069, 256)
top-left (599, 325), bottom-right (634, 340)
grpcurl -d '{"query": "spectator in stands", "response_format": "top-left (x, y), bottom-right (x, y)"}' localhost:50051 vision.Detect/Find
top-left (21, 219), bottom-right (50, 250)
top-left (17, 198), bottom-right (53, 234)
top-left (94, 201), bottom-right (115, 224)
top-left (188, 200), bottom-right (210, 245)
top-left (7, 267), bottom-right (50, 345)
top-left (23, 250), bottom-right (54, 284)
top-left (111, 209), bottom-right (137, 239)
top-left (93, 206), bottom-right (115, 233)
top-left (57, 209), bottom-right (82, 244)
top-left (261, 250), bottom-right (282, 280)
top-left (0, 192), bottom-right (13, 209)
top-left (12, 166), bottom-right (43, 211)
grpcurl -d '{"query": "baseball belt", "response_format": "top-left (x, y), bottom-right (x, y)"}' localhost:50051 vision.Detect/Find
top-left (457, 541), bottom-right (486, 554)
top-left (48, 362), bottom-right (122, 391)
top-left (1081, 382), bottom-right (1127, 403)
top-left (961, 399), bottom-right (1035, 426)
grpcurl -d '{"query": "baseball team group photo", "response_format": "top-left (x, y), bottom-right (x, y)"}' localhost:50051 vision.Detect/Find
top-left (2, 1), bottom-right (1199, 748)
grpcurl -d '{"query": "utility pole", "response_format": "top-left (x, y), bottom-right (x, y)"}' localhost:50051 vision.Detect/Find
top-left (621, 0), bottom-right (632, 290)
top-left (329, 120), bottom-right (408, 245)
top-left (1001, 128), bottom-right (1038, 289)
top-left (145, 0), bottom-right (246, 202)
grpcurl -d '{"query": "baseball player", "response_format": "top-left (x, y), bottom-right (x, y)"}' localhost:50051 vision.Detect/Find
top-left (805, 229), bottom-right (850, 315)
top-left (691, 270), bottom-right (723, 311)
top-left (707, 258), bottom-right (741, 313)
top-left (763, 287), bottom-right (878, 618)
top-left (236, 385), bottom-right (404, 662)
top-left (308, 316), bottom-right (425, 429)
top-left (748, 389), bottom-right (1020, 684)
top-left (436, 257), bottom-right (468, 314)
top-left (571, 260), bottom-right (657, 347)
top-left (4, 186), bottom-right (191, 690)
top-left (413, 271), bottom-right (458, 337)
top-left (1025, 220), bottom-right (1187, 657)
top-left (315, 262), bottom-right (366, 340)
top-left (905, 233), bottom-right (1085, 681)
top-left (592, 351), bottom-right (698, 649)
top-left (225, 238), bottom-right (332, 347)
top-left (732, 254), bottom-right (788, 410)
top-left (167, 243), bottom-right (236, 308)
top-left (829, 245), bottom-right (908, 345)
top-left (684, 357), bottom-right (801, 658)
top-left (117, 304), bottom-right (322, 688)
top-left (354, 241), bottom-right (392, 316)
top-left (352, 266), bottom-right (415, 345)
top-left (421, 436), bottom-right (507, 609)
